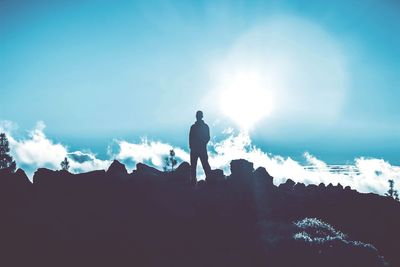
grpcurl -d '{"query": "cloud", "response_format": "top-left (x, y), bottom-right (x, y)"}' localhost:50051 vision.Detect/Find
top-left (110, 129), bottom-right (400, 195)
top-left (68, 151), bottom-right (93, 163)
top-left (109, 137), bottom-right (189, 171)
top-left (11, 121), bottom-right (67, 168)
top-left (68, 151), bottom-right (110, 173)
top-left (1, 120), bottom-right (399, 196)
top-left (0, 121), bottom-right (110, 178)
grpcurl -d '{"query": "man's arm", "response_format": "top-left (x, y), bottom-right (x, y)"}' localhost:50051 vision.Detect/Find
top-left (189, 125), bottom-right (193, 149)
top-left (205, 124), bottom-right (210, 144)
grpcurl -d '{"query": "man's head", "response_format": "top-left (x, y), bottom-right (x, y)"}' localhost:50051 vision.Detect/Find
top-left (196, 110), bottom-right (203, 121)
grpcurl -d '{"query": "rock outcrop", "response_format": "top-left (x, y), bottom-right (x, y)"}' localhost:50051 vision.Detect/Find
top-left (0, 159), bottom-right (398, 267)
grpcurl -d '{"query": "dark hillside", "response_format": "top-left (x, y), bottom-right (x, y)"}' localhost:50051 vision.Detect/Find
top-left (0, 159), bottom-right (398, 267)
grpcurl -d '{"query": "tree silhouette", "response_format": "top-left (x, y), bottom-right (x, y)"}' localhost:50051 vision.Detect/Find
top-left (163, 149), bottom-right (177, 172)
top-left (163, 156), bottom-right (169, 172)
top-left (0, 133), bottom-right (16, 172)
top-left (385, 179), bottom-right (399, 201)
top-left (61, 157), bottom-right (70, 171)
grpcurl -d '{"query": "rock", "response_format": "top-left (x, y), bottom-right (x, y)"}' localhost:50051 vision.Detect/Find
top-left (196, 179), bottom-right (206, 189)
top-left (336, 183), bottom-right (344, 190)
top-left (307, 184), bottom-right (318, 191)
top-left (230, 159), bottom-right (254, 178)
top-left (279, 179), bottom-right (295, 191)
top-left (0, 159), bottom-right (398, 266)
top-left (75, 170), bottom-right (106, 180)
top-left (294, 182), bottom-right (306, 192)
top-left (14, 168), bottom-right (31, 186)
top-left (344, 185), bottom-right (352, 191)
top-left (107, 160), bottom-right (128, 178)
top-left (327, 183), bottom-right (334, 191)
top-left (173, 162), bottom-right (190, 184)
top-left (136, 162), bottom-right (163, 177)
top-left (205, 169), bottom-right (225, 185)
top-left (33, 168), bottom-right (58, 185)
top-left (0, 168), bottom-right (30, 196)
top-left (253, 167), bottom-right (274, 187)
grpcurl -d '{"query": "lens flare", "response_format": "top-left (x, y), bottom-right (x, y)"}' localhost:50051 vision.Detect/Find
top-left (219, 69), bottom-right (274, 130)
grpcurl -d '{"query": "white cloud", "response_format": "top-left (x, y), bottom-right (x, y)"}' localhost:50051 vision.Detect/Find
top-left (111, 137), bottom-right (189, 168)
top-left (11, 121), bottom-right (67, 167)
top-left (68, 151), bottom-right (111, 174)
top-left (110, 130), bottom-right (400, 195)
top-left (0, 121), bottom-right (110, 178)
top-left (1, 121), bottom-right (399, 196)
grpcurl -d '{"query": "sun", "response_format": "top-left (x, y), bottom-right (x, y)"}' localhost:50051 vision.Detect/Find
top-left (213, 16), bottom-right (348, 132)
top-left (219, 69), bottom-right (274, 130)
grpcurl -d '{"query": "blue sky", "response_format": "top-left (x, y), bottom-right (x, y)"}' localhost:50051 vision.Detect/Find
top-left (1, 0), bottom-right (400, 166)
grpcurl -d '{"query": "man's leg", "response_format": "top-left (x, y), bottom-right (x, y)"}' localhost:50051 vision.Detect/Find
top-left (190, 151), bottom-right (198, 185)
top-left (199, 150), bottom-right (211, 177)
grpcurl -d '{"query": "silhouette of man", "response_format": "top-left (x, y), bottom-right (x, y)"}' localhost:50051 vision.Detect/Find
top-left (189, 110), bottom-right (211, 184)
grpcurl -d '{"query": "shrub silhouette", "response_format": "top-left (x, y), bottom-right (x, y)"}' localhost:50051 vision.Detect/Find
top-left (163, 149), bottom-right (177, 172)
top-left (60, 157), bottom-right (70, 171)
top-left (0, 133), bottom-right (16, 172)
top-left (385, 179), bottom-right (399, 201)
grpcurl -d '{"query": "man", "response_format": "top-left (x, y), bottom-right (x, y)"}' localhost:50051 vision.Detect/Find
top-left (189, 110), bottom-right (211, 185)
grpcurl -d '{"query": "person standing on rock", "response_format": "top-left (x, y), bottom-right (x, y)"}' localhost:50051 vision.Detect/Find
top-left (189, 110), bottom-right (211, 185)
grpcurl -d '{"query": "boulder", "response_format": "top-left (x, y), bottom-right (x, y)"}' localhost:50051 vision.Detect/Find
top-left (336, 183), bottom-right (344, 190)
top-left (197, 179), bottom-right (206, 188)
top-left (33, 168), bottom-right (58, 185)
top-left (107, 160), bottom-right (128, 178)
top-left (173, 162), bottom-right (190, 184)
top-left (253, 167), bottom-right (274, 188)
top-left (14, 168), bottom-right (31, 186)
top-left (0, 168), bottom-right (31, 196)
top-left (279, 179), bottom-right (295, 191)
top-left (230, 159), bottom-right (254, 178)
top-left (205, 169), bottom-right (225, 185)
top-left (294, 182), bottom-right (306, 192)
top-left (136, 162), bottom-right (163, 177)
top-left (327, 183), bottom-right (334, 191)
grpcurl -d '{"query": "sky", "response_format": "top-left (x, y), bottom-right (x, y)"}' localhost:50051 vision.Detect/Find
top-left (1, 0), bottom-right (400, 194)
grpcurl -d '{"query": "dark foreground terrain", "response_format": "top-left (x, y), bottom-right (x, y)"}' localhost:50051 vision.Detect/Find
top-left (0, 159), bottom-right (399, 267)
